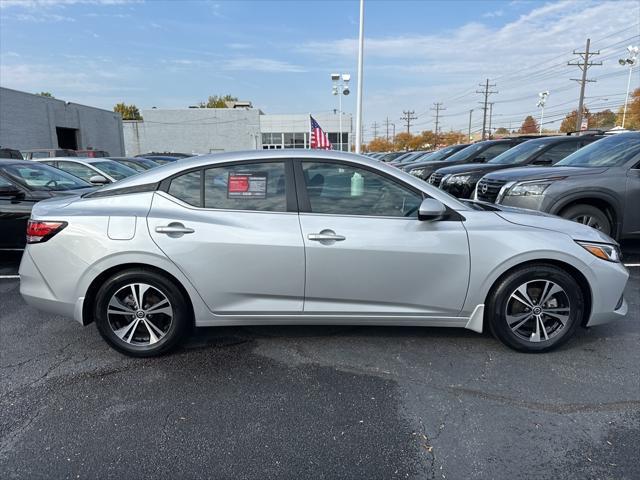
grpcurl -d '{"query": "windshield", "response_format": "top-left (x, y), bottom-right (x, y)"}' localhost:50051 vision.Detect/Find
top-left (440, 142), bottom-right (488, 163)
top-left (1, 163), bottom-right (91, 191)
top-left (91, 160), bottom-right (138, 180)
top-left (399, 151), bottom-right (430, 164)
top-left (489, 141), bottom-right (547, 165)
top-left (555, 134), bottom-right (640, 168)
top-left (419, 145), bottom-right (460, 163)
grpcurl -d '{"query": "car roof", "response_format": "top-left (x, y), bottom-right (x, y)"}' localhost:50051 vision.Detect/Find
top-left (0, 158), bottom-right (37, 166)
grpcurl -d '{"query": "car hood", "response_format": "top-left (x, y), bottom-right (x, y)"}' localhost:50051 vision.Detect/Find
top-left (434, 162), bottom-right (516, 176)
top-left (483, 166), bottom-right (608, 182)
top-left (491, 204), bottom-right (616, 244)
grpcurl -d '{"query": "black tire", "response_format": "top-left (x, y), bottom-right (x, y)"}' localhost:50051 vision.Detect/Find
top-left (486, 264), bottom-right (584, 353)
top-left (560, 204), bottom-right (612, 237)
top-left (94, 269), bottom-right (190, 357)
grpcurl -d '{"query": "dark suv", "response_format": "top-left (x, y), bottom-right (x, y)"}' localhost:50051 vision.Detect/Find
top-left (476, 132), bottom-right (640, 239)
top-left (408, 138), bottom-right (535, 182)
top-left (433, 135), bottom-right (603, 199)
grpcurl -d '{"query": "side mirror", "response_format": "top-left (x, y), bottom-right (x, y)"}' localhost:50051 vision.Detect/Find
top-left (418, 198), bottom-right (447, 221)
top-left (473, 156), bottom-right (486, 163)
top-left (89, 175), bottom-right (109, 185)
top-left (0, 185), bottom-right (22, 199)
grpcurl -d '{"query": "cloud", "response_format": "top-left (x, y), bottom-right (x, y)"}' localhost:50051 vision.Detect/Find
top-left (482, 9), bottom-right (504, 18)
top-left (222, 57), bottom-right (306, 73)
top-left (0, 0), bottom-right (138, 7)
top-left (226, 43), bottom-right (253, 50)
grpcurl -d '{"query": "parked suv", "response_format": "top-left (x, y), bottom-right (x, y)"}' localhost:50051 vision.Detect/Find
top-left (433, 135), bottom-right (603, 199)
top-left (0, 147), bottom-right (22, 159)
top-left (408, 138), bottom-right (535, 182)
top-left (476, 132), bottom-right (640, 239)
top-left (404, 143), bottom-right (469, 173)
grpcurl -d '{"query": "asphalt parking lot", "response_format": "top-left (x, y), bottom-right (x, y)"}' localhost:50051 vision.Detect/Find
top-left (1, 245), bottom-right (638, 480)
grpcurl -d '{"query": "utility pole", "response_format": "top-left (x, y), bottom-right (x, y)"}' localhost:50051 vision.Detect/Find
top-left (430, 102), bottom-right (445, 147)
top-left (371, 122), bottom-right (379, 139)
top-left (400, 110), bottom-right (417, 134)
top-left (468, 109), bottom-right (473, 141)
top-left (569, 38), bottom-right (601, 131)
top-left (476, 79), bottom-right (498, 140)
top-left (384, 117), bottom-right (390, 141)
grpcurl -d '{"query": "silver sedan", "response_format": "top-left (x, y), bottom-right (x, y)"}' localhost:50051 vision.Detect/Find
top-left (19, 150), bottom-right (629, 356)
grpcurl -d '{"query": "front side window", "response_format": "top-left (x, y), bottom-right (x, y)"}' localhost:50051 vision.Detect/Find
top-left (480, 143), bottom-right (512, 161)
top-left (204, 161), bottom-right (287, 212)
top-left (556, 134), bottom-right (640, 167)
top-left (302, 161), bottom-right (422, 217)
top-left (537, 142), bottom-right (580, 163)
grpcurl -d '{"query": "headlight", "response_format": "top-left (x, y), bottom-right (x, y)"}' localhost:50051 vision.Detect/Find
top-left (577, 241), bottom-right (621, 263)
top-left (506, 177), bottom-right (566, 197)
top-left (444, 174), bottom-right (472, 185)
top-left (410, 168), bottom-right (424, 177)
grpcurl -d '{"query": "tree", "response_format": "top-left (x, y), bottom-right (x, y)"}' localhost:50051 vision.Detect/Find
top-left (590, 109), bottom-right (617, 130)
top-left (617, 88), bottom-right (640, 130)
top-left (519, 115), bottom-right (539, 134)
top-left (36, 91), bottom-right (54, 98)
top-left (366, 138), bottom-right (394, 152)
top-left (560, 108), bottom-right (590, 133)
top-left (198, 94), bottom-right (238, 108)
top-left (494, 127), bottom-right (509, 136)
top-left (114, 102), bottom-right (142, 120)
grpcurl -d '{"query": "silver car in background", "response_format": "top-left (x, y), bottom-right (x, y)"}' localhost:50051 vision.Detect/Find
top-left (33, 157), bottom-right (138, 185)
top-left (19, 150), bottom-right (628, 356)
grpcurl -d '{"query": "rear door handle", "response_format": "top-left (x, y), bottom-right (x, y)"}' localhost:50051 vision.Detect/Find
top-left (155, 223), bottom-right (195, 236)
top-left (308, 229), bottom-right (345, 242)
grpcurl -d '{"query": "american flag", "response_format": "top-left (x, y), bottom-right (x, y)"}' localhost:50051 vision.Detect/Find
top-left (310, 116), bottom-right (332, 150)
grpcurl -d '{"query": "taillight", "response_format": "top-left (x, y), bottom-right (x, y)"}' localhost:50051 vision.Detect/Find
top-left (26, 220), bottom-right (67, 244)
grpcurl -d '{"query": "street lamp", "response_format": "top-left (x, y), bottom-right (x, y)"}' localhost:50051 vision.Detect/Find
top-left (619, 45), bottom-right (638, 129)
top-left (536, 91), bottom-right (549, 134)
top-left (331, 73), bottom-right (350, 151)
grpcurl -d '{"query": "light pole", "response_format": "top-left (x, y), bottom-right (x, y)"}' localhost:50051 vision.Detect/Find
top-left (390, 122), bottom-right (396, 149)
top-left (331, 73), bottom-right (351, 151)
top-left (467, 109), bottom-right (473, 141)
top-left (536, 91), bottom-right (549, 135)
top-left (354, 0), bottom-right (365, 153)
top-left (619, 45), bottom-right (638, 128)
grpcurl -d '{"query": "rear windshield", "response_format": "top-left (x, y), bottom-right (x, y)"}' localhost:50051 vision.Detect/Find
top-left (1, 163), bottom-right (91, 191)
top-left (555, 134), bottom-right (640, 168)
top-left (91, 160), bottom-right (139, 180)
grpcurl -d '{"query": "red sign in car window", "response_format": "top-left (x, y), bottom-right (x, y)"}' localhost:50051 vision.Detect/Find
top-left (228, 175), bottom-right (250, 193)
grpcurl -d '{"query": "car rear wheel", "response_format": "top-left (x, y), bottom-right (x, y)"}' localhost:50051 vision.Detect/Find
top-left (94, 269), bottom-right (190, 357)
top-left (486, 264), bottom-right (584, 353)
top-left (561, 204), bottom-right (612, 237)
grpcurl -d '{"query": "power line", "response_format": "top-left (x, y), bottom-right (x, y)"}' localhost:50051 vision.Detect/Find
top-left (371, 121), bottom-right (379, 139)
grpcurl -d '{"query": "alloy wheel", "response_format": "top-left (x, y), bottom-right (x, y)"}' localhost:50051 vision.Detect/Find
top-left (505, 279), bottom-right (571, 343)
top-left (107, 283), bottom-right (173, 346)
top-left (573, 214), bottom-right (603, 230)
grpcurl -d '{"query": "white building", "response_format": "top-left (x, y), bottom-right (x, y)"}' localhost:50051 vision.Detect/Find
top-left (122, 108), bottom-right (352, 156)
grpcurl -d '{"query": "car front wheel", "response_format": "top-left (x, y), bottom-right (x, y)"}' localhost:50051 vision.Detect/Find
top-left (94, 269), bottom-right (190, 357)
top-left (561, 204), bottom-right (612, 237)
top-left (486, 264), bottom-right (584, 353)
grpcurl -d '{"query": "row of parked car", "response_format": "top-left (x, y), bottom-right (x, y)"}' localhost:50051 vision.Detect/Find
top-left (367, 131), bottom-right (640, 240)
top-left (0, 150), bottom-right (192, 249)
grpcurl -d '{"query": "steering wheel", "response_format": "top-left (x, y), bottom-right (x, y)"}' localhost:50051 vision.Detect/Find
top-left (44, 179), bottom-right (58, 188)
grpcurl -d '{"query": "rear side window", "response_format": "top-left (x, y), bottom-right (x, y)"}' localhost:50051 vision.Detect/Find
top-left (56, 161), bottom-right (97, 182)
top-left (168, 171), bottom-right (202, 207)
top-left (204, 162), bottom-right (287, 212)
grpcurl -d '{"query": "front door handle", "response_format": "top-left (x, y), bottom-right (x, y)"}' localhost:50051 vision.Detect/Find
top-left (308, 229), bottom-right (346, 243)
top-left (155, 223), bottom-right (195, 236)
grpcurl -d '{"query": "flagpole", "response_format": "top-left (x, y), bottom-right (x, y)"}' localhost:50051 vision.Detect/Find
top-left (308, 113), bottom-right (312, 149)
top-left (354, 0), bottom-right (364, 154)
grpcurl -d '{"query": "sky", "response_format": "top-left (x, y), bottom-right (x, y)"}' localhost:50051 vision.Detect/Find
top-left (1, 0), bottom-right (639, 140)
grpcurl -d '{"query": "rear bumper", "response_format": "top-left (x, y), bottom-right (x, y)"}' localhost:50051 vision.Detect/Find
top-left (19, 248), bottom-right (80, 323)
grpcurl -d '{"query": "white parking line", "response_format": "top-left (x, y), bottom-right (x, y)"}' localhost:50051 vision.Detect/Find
top-left (0, 275), bottom-right (19, 279)
top-left (624, 263), bottom-right (640, 268)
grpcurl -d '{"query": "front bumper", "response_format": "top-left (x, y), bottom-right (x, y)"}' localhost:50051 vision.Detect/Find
top-left (584, 258), bottom-right (629, 327)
